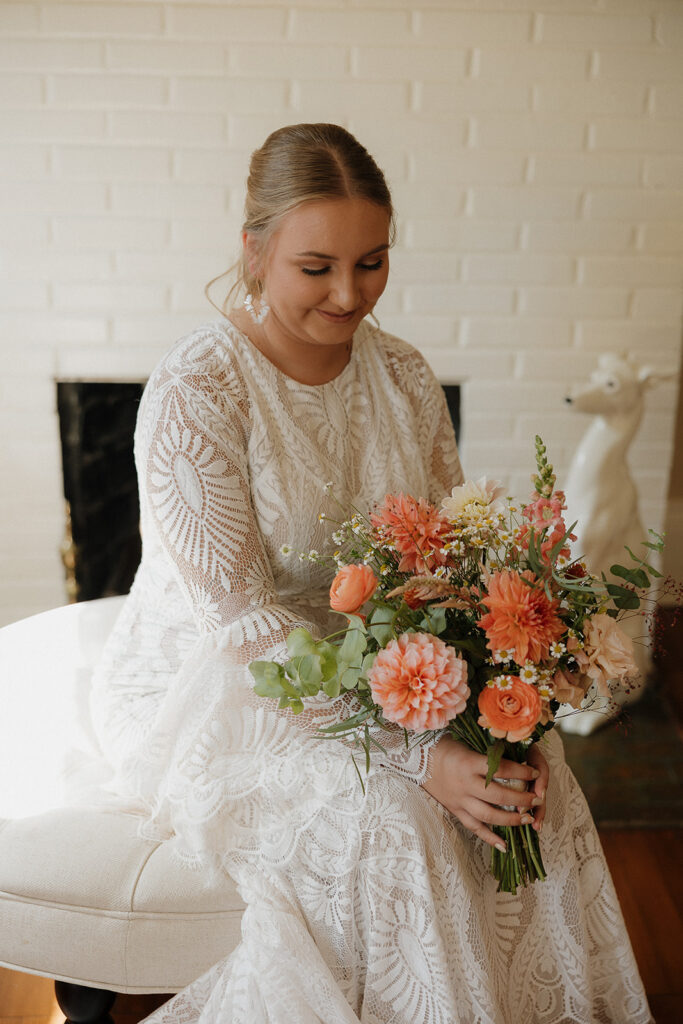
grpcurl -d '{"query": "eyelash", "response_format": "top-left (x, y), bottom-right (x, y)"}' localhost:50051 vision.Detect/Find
top-left (301, 259), bottom-right (384, 277)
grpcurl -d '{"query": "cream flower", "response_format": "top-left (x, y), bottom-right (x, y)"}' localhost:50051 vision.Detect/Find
top-left (582, 613), bottom-right (639, 696)
top-left (442, 477), bottom-right (507, 521)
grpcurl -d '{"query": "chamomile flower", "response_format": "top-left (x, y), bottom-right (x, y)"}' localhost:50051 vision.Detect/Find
top-left (492, 649), bottom-right (512, 664)
top-left (317, 512), bottom-right (327, 522)
top-left (322, 481), bottom-right (334, 494)
top-left (490, 674), bottom-right (514, 691)
top-left (280, 544), bottom-right (293, 556)
top-left (519, 664), bottom-right (537, 684)
top-left (549, 641), bottom-right (565, 658)
top-left (538, 681), bottom-right (555, 700)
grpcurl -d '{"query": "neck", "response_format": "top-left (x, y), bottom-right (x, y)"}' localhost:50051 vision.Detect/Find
top-left (229, 310), bottom-right (354, 386)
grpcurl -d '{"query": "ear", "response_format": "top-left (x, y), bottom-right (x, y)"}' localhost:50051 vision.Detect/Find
top-left (637, 365), bottom-right (678, 389)
top-left (242, 231), bottom-right (263, 280)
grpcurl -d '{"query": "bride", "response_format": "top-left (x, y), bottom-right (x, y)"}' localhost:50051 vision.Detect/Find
top-left (90, 123), bottom-right (652, 1023)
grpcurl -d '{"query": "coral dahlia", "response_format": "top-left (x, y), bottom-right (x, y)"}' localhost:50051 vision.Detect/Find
top-left (371, 493), bottom-right (450, 574)
top-left (479, 569), bottom-right (565, 665)
top-left (368, 632), bottom-right (470, 732)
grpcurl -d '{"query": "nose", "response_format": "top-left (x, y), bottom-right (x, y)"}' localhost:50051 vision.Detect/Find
top-left (330, 271), bottom-right (361, 311)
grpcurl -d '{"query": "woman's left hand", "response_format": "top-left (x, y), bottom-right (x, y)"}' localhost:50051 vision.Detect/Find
top-left (523, 743), bottom-right (549, 832)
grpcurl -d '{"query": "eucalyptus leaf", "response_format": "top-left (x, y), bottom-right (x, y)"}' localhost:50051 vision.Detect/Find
top-left (611, 564), bottom-right (650, 589)
top-left (605, 583), bottom-right (640, 610)
top-left (368, 605), bottom-right (395, 646)
top-left (362, 651), bottom-right (377, 673)
top-left (298, 653), bottom-right (323, 686)
top-left (250, 660), bottom-right (286, 698)
top-left (340, 665), bottom-right (362, 690)
top-left (323, 676), bottom-right (341, 698)
top-left (339, 625), bottom-right (367, 665)
top-left (422, 606), bottom-right (447, 636)
top-left (286, 628), bottom-right (318, 657)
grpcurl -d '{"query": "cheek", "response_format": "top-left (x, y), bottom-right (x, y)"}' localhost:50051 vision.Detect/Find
top-left (367, 270), bottom-right (389, 301)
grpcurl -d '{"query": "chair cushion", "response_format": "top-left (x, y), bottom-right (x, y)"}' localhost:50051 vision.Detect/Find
top-left (0, 806), bottom-right (245, 994)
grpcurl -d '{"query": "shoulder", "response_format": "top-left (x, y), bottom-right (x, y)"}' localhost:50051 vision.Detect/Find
top-left (151, 320), bottom-right (247, 384)
top-left (138, 321), bottom-right (252, 446)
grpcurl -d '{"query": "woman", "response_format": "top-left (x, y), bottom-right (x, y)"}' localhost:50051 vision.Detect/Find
top-left (91, 124), bottom-right (651, 1023)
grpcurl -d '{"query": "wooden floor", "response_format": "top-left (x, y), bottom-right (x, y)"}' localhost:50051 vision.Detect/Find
top-left (1, 827), bottom-right (681, 1023)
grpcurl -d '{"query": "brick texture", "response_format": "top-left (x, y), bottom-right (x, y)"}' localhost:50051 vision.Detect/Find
top-left (0, 0), bottom-right (681, 626)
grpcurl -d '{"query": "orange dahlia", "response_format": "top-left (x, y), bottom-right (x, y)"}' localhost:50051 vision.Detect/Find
top-left (479, 569), bottom-right (564, 664)
top-left (370, 493), bottom-right (450, 574)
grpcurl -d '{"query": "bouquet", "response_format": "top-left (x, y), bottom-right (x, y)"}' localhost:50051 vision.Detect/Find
top-left (250, 437), bottom-right (663, 894)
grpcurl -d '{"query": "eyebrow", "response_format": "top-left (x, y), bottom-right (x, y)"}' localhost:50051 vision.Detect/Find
top-left (295, 243), bottom-right (389, 260)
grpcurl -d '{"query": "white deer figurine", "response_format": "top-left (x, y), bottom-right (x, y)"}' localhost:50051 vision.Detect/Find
top-left (558, 352), bottom-right (674, 735)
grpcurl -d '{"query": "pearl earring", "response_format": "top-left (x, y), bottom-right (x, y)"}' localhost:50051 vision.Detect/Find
top-left (244, 293), bottom-right (270, 326)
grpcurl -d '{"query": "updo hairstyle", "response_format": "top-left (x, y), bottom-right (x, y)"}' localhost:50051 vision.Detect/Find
top-left (207, 123), bottom-right (395, 313)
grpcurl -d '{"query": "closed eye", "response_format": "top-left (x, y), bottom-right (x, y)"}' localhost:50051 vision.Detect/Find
top-left (301, 258), bottom-right (385, 277)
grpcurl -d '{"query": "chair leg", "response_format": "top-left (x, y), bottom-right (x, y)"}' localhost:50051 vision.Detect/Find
top-left (54, 980), bottom-right (116, 1024)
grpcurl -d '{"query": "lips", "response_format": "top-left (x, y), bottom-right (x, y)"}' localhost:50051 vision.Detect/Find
top-left (316, 308), bottom-right (357, 324)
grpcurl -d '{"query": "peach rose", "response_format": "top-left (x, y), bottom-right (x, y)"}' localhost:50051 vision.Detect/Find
top-left (329, 564), bottom-right (378, 614)
top-left (478, 676), bottom-right (542, 743)
top-left (368, 633), bottom-right (470, 731)
top-left (582, 613), bottom-right (638, 696)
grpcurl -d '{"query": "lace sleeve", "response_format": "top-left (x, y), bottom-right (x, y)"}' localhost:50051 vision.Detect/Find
top-left (142, 363), bottom-right (313, 664)
top-left (138, 347), bottom-right (433, 783)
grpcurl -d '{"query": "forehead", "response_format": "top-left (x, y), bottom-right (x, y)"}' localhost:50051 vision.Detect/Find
top-left (272, 198), bottom-right (390, 254)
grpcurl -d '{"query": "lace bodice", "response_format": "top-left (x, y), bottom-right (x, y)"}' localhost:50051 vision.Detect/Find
top-left (91, 318), bottom-right (463, 777)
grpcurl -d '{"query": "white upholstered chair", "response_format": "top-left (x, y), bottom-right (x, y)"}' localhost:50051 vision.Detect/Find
top-left (0, 598), bottom-right (245, 1023)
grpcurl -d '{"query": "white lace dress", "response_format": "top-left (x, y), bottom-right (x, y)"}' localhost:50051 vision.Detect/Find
top-left (90, 319), bottom-right (652, 1024)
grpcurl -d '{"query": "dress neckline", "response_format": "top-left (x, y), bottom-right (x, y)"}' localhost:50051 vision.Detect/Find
top-left (221, 318), bottom-right (368, 389)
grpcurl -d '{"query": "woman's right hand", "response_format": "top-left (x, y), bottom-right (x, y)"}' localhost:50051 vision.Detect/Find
top-left (421, 735), bottom-right (544, 851)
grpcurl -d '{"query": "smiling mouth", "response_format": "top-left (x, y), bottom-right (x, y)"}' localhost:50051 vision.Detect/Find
top-left (316, 308), bottom-right (357, 323)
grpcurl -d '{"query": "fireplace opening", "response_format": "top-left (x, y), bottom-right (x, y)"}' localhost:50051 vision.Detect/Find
top-left (56, 381), bottom-right (461, 602)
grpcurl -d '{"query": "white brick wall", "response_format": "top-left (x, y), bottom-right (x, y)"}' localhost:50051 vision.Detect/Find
top-left (0, 0), bottom-right (682, 626)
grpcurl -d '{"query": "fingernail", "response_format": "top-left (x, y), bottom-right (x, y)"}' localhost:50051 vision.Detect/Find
top-left (531, 769), bottom-right (540, 779)
top-left (521, 814), bottom-right (534, 825)
top-left (495, 842), bottom-right (507, 853)
top-left (538, 789), bottom-right (545, 802)
top-left (531, 796), bottom-right (542, 807)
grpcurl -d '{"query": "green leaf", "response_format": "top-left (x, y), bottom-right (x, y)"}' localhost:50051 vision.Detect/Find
top-left (368, 605), bottom-right (395, 646)
top-left (286, 628), bottom-right (318, 657)
top-left (610, 564), bottom-right (650, 589)
top-left (422, 606), bottom-right (447, 636)
top-left (339, 625), bottom-right (367, 665)
top-left (362, 651), bottom-right (377, 674)
top-left (605, 583), bottom-right (640, 610)
top-left (319, 707), bottom-right (374, 733)
top-left (344, 613), bottom-right (368, 634)
top-left (316, 642), bottom-right (340, 681)
top-left (298, 653), bottom-right (323, 686)
top-left (485, 739), bottom-right (505, 787)
top-left (323, 676), bottom-right (341, 698)
top-left (340, 665), bottom-right (362, 690)
top-left (250, 660), bottom-right (287, 698)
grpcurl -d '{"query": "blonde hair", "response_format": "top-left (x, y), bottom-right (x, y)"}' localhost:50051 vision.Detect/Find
top-left (206, 123), bottom-right (395, 315)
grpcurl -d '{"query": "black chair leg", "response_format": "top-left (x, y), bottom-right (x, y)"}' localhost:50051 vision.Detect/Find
top-left (54, 980), bottom-right (116, 1024)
